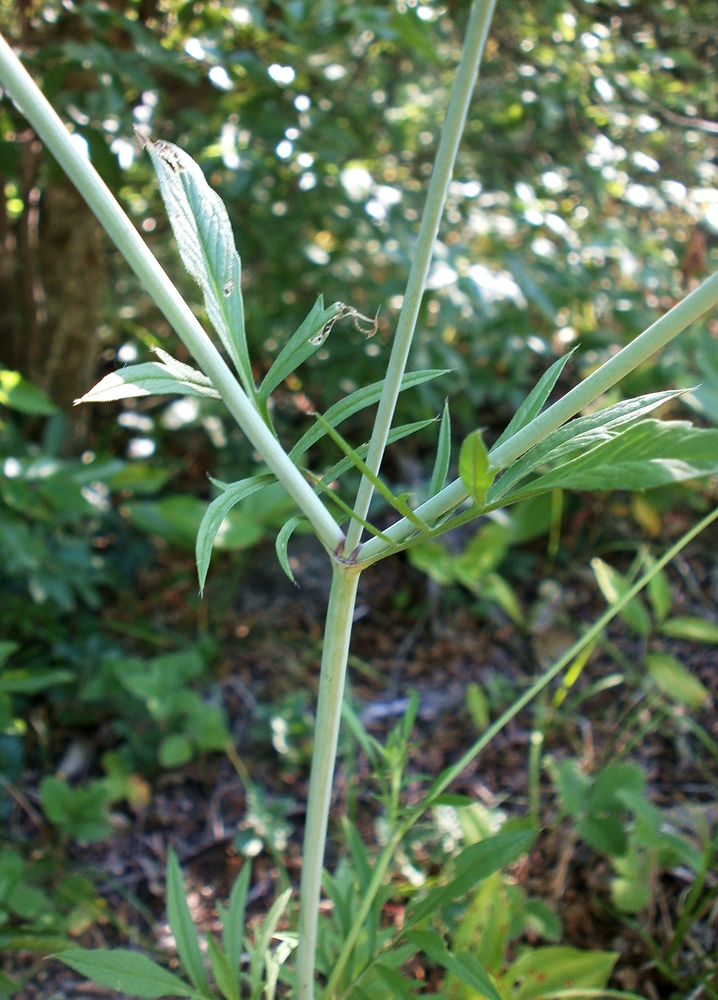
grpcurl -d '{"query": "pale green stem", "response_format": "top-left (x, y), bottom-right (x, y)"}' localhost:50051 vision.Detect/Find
top-left (327, 502), bottom-right (718, 999)
top-left (357, 267), bottom-right (718, 564)
top-left (344, 0), bottom-right (498, 555)
top-left (0, 32), bottom-right (344, 556)
top-left (296, 565), bottom-right (361, 1000)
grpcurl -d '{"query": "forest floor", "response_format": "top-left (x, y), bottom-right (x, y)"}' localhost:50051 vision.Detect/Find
top-left (6, 503), bottom-right (718, 999)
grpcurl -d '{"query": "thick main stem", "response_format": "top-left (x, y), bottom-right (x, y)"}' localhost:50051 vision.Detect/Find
top-left (296, 565), bottom-right (361, 1000)
top-left (344, 0), bottom-right (498, 554)
top-left (0, 32), bottom-right (344, 556)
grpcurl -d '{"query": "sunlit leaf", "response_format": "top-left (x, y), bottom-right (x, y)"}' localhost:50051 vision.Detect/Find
top-left (493, 350), bottom-right (575, 450)
top-left (141, 135), bottom-right (254, 398)
top-left (259, 296), bottom-right (341, 400)
top-left (459, 429), bottom-right (494, 506)
top-left (196, 475), bottom-right (274, 591)
top-left (76, 350), bottom-right (220, 404)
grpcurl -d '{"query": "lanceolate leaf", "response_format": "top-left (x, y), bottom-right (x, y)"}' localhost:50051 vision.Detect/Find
top-left (316, 419), bottom-right (437, 489)
top-left (205, 935), bottom-right (239, 1000)
top-left (288, 369), bottom-right (449, 461)
top-left (220, 863), bottom-right (250, 984)
top-left (259, 296), bottom-right (342, 400)
top-left (196, 475), bottom-right (275, 592)
top-left (76, 352), bottom-right (220, 404)
top-left (493, 350), bottom-right (575, 450)
top-left (488, 388), bottom-right (687, 501)
top-left (403, 931), bottom-right (500, 1000)
top-left (275, 515), bottom-right (306, 584)
top-left (141, 135), bottom-right (254, 398)
top-left (502, 419), bottom-right (718, 500)
top-left (405, 829), bottom-right (536, 929)
top-left (166, 848), bottom-right (210, 993)
top-left (57, 949), bottom-right (195, 998)
top-left (428, 400), bottom-right (451, 497)
top-left (459, 429), bottom-right (494, 507)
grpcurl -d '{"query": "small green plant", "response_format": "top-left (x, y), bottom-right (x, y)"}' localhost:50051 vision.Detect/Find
top-left (3, 0), bottom-right (718, 995)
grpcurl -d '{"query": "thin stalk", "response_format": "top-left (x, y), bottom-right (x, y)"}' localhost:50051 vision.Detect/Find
top-left (0, 32), bottom-right (344, 556)
top-left (296, 564), bottom-right (361, 1000)
top-left (328, 503), bottom-right (718, 997)
top-left (344, 0), bottom-right (498, 555)
top-left (358, 267), bottom-right (718, 564)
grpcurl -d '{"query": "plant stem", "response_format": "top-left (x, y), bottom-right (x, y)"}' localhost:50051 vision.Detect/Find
top-left (296, 564), bottom-right (361, 1000)
top-left (328, 503), bottom-right (718, 997)
top-left (357, 267), bottom-right (718, 564)
top-left (0, 32), bottom-right (344, 556)
top-left (344, 0), bottom-right (498, 555)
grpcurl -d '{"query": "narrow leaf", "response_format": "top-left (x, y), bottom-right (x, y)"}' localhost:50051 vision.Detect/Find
top-left (57, 949), bottom-right (194, 998)
top-left (459, 429), bottom-right (494, 507)
top-left (275, 515), bottom-right (305, 584)
top-left (493, 351), bottom-right (575, 450)
top-left (140, 134), bottom-right (253, 397)
top-left (661, 616), bottom-right (718, 644)
top-left (221, 862), bottom-right (250, 982)
top-left (317, 419), bottom-right (437, 489)
top-left (259, 297), bottom-right (341, 399)
top-left (75, 361), bottom-right (220, 405)
top-left (428, 401), bottom-right (451, 497)
top-left (403, 931), bottom-right (500, 1000)
top-left (196, 475), bottom-right (274, 592)
top-left (406, 829), bottom-right (536, 929)
top-left (646, 652), bottom-right (710, 708)
top-left (248, 888), bottom-right (292, 994)
top-left (288, 369), bottom-right (449, 461)
top-left (591, 558), bottom-right (652, 637)
top-left (314, 413), bottom-right (427, 529)
top-left (206, 935), bottom-right (239, 1000)
top-left (166, 848), bottom-right (209, 992)
top-left (488, 388), bottom-right (688, 501)
top-left (502, 419), bottom-right (718, 501)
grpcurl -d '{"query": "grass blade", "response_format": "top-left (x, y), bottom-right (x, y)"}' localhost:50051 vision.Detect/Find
top-left (166, 848), bottom-right (209, 993)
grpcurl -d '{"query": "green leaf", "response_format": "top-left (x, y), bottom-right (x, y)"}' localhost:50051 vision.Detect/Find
top-left (488, 389), bottom-right (688, 502)
top-left (0, 642), bottom-right (19, 667)
top-left (141, 135), bottom-right (253, 397)
top-left (647, 564), bottom-right (673, 624)
top-left (645, 652), bottom-right (710, 708)
top-left (126, 495), bottom-right (208, 550)
top-left (313, 412), bottom-right (428, 529)
top-left (275, 516), bottom-right (305, 584)
top-left (0, 369), bottom-right (58, 415)
top-left (577, 815), bottom-right (628, 857)
top-left (406, 829), bottom-right (536, 929)
top-left (451, 873), bottom-right (510, 976)
top-left (316, 418), bottom-right (437, 489)
top-left (220, 863), bottom-right (250, 984)
top-left (259, 296), bottom-right (341, 399)
top-left (523, 899), bottom-right (562, 942)
top-left (248, 888), bottom-right (292, 995)
top-left (166, 848), bottom-right (209, 993)
top-left (288, 369), bottom-right (449, 461)
top-left (206, 935), bottom-right (239, 1000)
top-left (505, 946), bottom-right (618, 999)
top-left (75, 351), bottom-right (220, 404)
top-left (502, 419), bottom-right (718, 500)
top-left (0, 668), bottom-right (74, 694)
top-left (196, 475), bottom-right (274, 591)
top-left (660, 616), bottom-right (718, 644)
top-left (589, 764), bottom-right (645, 813)
top-left (590, 558), bottom-right (652, 637)
top-left (428, 401), bottom-right (451, 497)
top-left (554, 759), bottom-right (590, 817)
top-left (57, 949), bottom-right (195, 998)
top-left (40, 777), bottom-right (112, 842)
top-left (404, 930), bottom-right (500, 1000)
top-left (459, 429), bottom-right (493, 507)
top-left (159, 734), bottom-right (194, 768)
top-left (493, 351), bottom-right (575, 450)
top-left (374, 963), bottom-right (419, 999)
